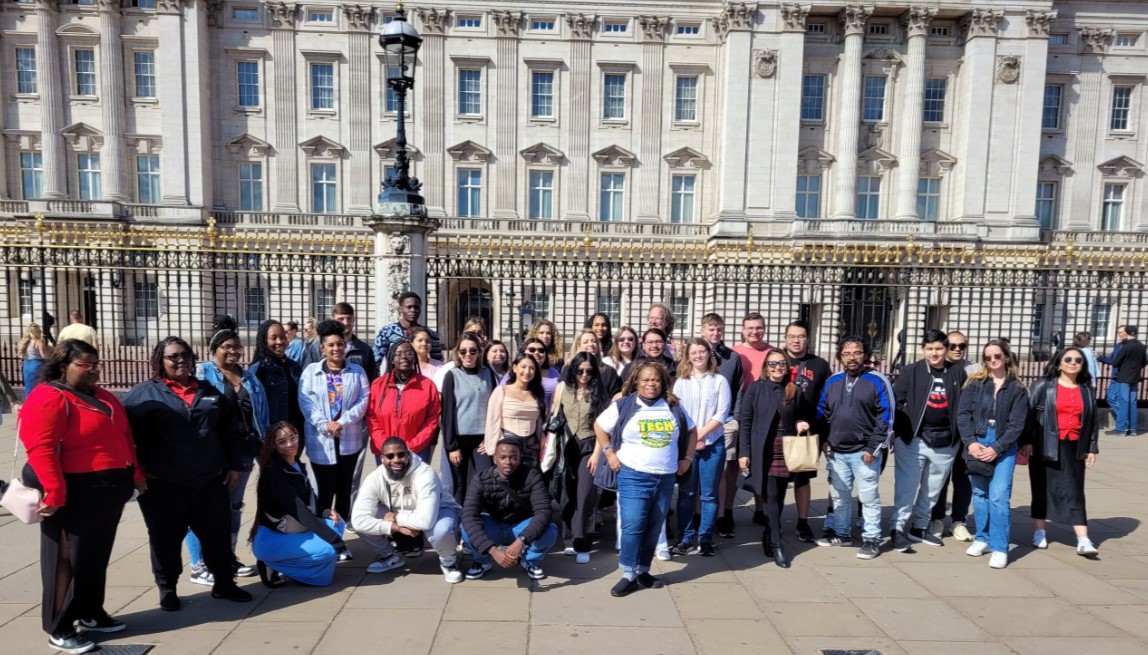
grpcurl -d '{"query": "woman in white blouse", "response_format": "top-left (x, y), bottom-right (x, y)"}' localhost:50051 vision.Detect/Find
top-left (670, 338), bottom-right (731, 557)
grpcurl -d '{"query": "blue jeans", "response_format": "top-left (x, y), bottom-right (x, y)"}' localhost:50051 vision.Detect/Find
top-left (618, 465), bottom-right (676, 576)
top-left (462, 516), bottom-right (557, 566)
top-left (677, 440), bottom-right (726, 545)
top-left (1110, 382), bottom-right (1137, 432)
top-left (969, 428), bottom-right (1017, 554)
top-left (186, 461), bottom-right (254, 565)
top-left (827, 450), bottom-right (883, 542)
top-left (892, 438), bottom-right (957, 533)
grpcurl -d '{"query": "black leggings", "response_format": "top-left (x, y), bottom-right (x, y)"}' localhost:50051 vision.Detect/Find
top-left (762, 476), bottom-right (789, 545)
top-left (312, 450), bottom-right (361, 520)
top-left (565, 438), bottom-right (598, 551)
top-left (450, 434), bottom-right (492, 506)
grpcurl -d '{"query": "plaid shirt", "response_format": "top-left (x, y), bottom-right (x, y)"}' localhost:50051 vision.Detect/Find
top-left (373, 322), bottom-right (443, 370)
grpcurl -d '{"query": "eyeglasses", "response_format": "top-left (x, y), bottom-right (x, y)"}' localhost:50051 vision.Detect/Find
top-left (71, 361), bottom-right (101, 371)
top-left (840, 352), bottom-right (866, 360)
top-left (985, 353), bottom-right (1005, 362)
top-left (948, 343), bottom-right (968, 351)
top-left (393, 350), bottom-right (416, 359)
top-left (457, 348), bottom-right (478, 355)
top-left (643, 340), bottom-right (664, 347)
top-left (765, 361), bottom-right (788, 369)
top-left (525, 347), bottom-right (544, 354)
top-left (576, 367), bottom-right (594, 376)
top-left (164, 352), bottom-right (194, 363)
top-left (274, 436), bottom-right (299, 446)
top-left (220, 343), bottom-right (242, 352)
top-left (785, 334), bottom-right (808, 341)
top-left (382, 452), bottom-right (409, 460)
top-left (1062, 356), bottom-right (1084, 365)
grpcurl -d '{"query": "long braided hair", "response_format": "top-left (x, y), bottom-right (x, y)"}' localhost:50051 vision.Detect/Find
top-left (251, 319), bottom-right (284, 365)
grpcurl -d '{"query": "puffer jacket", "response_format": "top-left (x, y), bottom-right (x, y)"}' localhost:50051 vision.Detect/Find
top-left (461, 465), bottom-right (551, 555)
top-left (956, 376), bottom-right (1029, 476)
top-left (1027, 378), bottom-right (1099, 463)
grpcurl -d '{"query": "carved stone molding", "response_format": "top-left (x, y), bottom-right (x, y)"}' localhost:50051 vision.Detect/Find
top-left (663, 146), bottom-right (710, 169)
top-left (961, 8), bottom-right (1003, 40)
top-left (204, 0), bottom-right (224, 27)
top-left (447, 140), bottom-right (493, 163)
top-left (414, 7), bottom-right (450, 35)
top-left (1097, 156), bottom-right (1143, 179)
top-left (96, 0), bottom-right (120, 13)
top-left (373, 138), bottom-right (419, 160)
top-left (267, 2), bottom-right (299, 29)
top-left (996, 56), bottom-right (1021, 84)
top-left (33, 0), bottom-right (58, 14)
top-left (711, 2), bottom-right (757, 42)
top-left (491, 10), bottom-right (523, 37)
top-left (864, 48), bottom-right (904, 64)
top-left (226, 133), bottom-right (273, 157)
top-left (857, 146), bottom-right (897, 176)
top-left (1039, 154), bottom-right (1073, 176)
top-left (156, 0), bottom-right (182, 14)
top-left (61, 123), bottom-right (103, 152)
top-left (900, 6), bottom-right (936, 38)
top-left (341, 4), bottom-right (374, 32)
top-left (638, 15), bottom-right (670, 42)
top-left (752, 49), bottom-right (778, 78)
top-left (1025, 10), bottom-right (1057, 37)
top-left (780, 3), bottom-right (809, 32)
top-left (798, 146), bottom-right (835, 173)
top-left (1079, 27), bottom-right (1115, 54)
top-left (520, 142), bottom-right (565, 165)
top-left (591, 145), bottom-right (636, 167)
top-left (919, 149), bottom-right (957, 177)
top-left (299, 135), bottom-right (345, 158)
top-left (565, 13), bottom-right (595, 40)
top-left (838, 4), bottom-right (872, 37)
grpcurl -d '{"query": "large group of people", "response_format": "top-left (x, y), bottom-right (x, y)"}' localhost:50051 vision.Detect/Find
top-left (13, 293), bottom-right (1136, 654)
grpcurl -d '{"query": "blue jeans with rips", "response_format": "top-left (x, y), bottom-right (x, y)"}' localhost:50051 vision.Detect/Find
top-left (618, 465), bottom-right (676, 577)
top-left (676, 440), bottom-right (726, 545)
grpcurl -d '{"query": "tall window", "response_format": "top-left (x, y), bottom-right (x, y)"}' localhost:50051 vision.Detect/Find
top-left (671, 296), bottom-right (690, 331)
top-left (18, 279), bottom-right (33, 317)
top-left (239, 162), bottom-right (263, 211)
top-left (862, 76), bottom-right (886, 121)
top-left (458, 69), bottom-right (481, 115)
top-left (796, 174), bottom-right (821, 218)
top-left (137, 155), bottom-right (160, 203)
top-left (599, 173), bottom-right (624, 221)
top-left (244, 287), bottom-right (267, 323)
top-left (528, 170), bottom-right (553, 219)
top-left (670, 174), bottom-right (695, 223)
top-left (314, 287), bottom-right (337, 319)
top-left (311, 63), bottom-right (334, 110)
top-left (311, 163), bottom-right (337, 213)
top-left (74, 49), bottom-right (96, 96)
top-left (384, 65), bottom-right (401, 112)
top-left (603, 74), bottom-right (626, 119)
top-left (457, 169), bottom-right (481, 217)
top-left (917, 177), bottom-right (941, 220)
top-left (1101, 183), bottom-right (1125, 231)
top-left (1035, 182), bottom-right (1057, 229)
top-left (597, 291), bottom-right (621, 327)
top-left (134, 51), bottom-right (156, 98)
top-left (674, 76), bottom-right (698, 122)
top-left (1111, 86), bottom-right (1132, 131)
top-left (1042, 85), bottom-right (1062, 130)
top-left (134, 281), bottom-right (159, 319)
top-left (77, 153), bottom-right (101, 201)
top-left (801, 75), bottom-right (825, 121)
top-left (531, 71), bottom-right (554, 118)
top-left (237, 61), bottom-right (260, 107)
top-left (15, 48), bottom-right (36, 94)
top-left (923, 78), bottom-right (946, 122)
top-left (20, 152), bottom-right (43, 200)
top-left (1092, 304), bottom-right (1112, 337)
top-left (1031, 303), bottom-right (1046, 339)
top-left (856, 176), bottom-right (881, 219)
top-left (528, 290), bottom-right (550, 320)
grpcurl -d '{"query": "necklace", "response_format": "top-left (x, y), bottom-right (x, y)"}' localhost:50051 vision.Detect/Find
top-left (845, 376), bottom-right (858, 393)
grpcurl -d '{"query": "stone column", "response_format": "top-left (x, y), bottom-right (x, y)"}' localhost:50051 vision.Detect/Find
top-left (1066, 27), bottom-right (1113, 230)
top-left (491, 11), bottom-right (521, 218)
top-left (414, 8), bottom-right (448, 216)
top-left (156, 0), bottom-right (189, 204)
top-left (36, 0), bottom-right (65, 199)
top-left (772, 3), bottom-right (809, 218)
top-left (893, 6), bottom-right (934, 219)
top-left (344, 5), bottom-right (374, 214)
top-left (951, 8), bottom-right (1002, 222)
top-left (830, 4), bottom-right (871, 219)
top-left (564, 13), bottom-right (594, 220)
top-left (96, 0), bottom-right (127, 201)
top-left (269, 2), bottom-right (300, 212)
top-left (1008, 10), bottom-right (1058, 230)
top-left (635, 15), bottom-right (668, 220)
top-left (713, 2), bottom-right (758, 219)
top-left (364, 214), bottom-right (439, 325)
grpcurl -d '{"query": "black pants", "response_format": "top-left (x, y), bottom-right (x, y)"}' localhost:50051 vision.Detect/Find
top-left (932, 452), bottom-right (972, 523)
top-left (565, 438), bottom-right (598, 551)
top-left (312, 450), bottom-right (361, 520)
top-left (137, 476), bottom-right (235, 591)
top-left (37, 468), bottom-right (133, 634)
top-left (762, 476), bottom-right (789, 545)
top-left (450, 434), bottom-right (492, 506)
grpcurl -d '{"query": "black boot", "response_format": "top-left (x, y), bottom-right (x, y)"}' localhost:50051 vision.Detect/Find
top-left (761, 529), bottom-right (774, 557)
top-left (773, 541), bottom-right (791, 569)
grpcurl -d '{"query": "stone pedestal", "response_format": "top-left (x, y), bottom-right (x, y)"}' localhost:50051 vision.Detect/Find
top-left (364, 207), bottom-right (438, 326)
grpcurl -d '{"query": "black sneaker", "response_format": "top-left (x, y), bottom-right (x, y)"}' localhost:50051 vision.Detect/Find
top-left (48, 630), bottom-right (95, 654)
top-left (699, 543), bottom-right (716, 557)
top-left (918, 531), bottom-right (943, 547)
top-left (906, 527), bottom-right (924, 543)
top-left (637, 572), bottom-right (665, 589)
top-left (159, 588), bottom-right (181, 612)
top-left (211, 583), bottom-right (253, 602)
top-left (856, 540), bottom-right (881, 560)
top-left (816, 534), bottom-right (854, 548)
top-left (795, 521), bottom-right (815, 543)
top-left (752, 510), bottom-right (767, 526)
top-left (716, 516), bottom-right (735, 539)
top-left (76, 611), bottom-right (126, 633)
top-left (670, 540), bottom-right (697, 557)
top-left (611, 577), bottom-right (640, 597)
top-left (1104, 429), bottom-right (1125, 436)
top-left (892, 530), bottom-right (914, 553)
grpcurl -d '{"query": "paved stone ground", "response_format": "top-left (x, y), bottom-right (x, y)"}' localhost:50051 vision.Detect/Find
top-left (3, 418), bottom-right (1148, 655)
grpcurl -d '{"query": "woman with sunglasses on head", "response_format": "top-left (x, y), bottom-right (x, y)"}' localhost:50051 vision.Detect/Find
top-left (249, 319), bottom-right (305, 439)
top-left (522, 336), bottom-right (562, 406)
top-left (442, 332), bottom-right (498, 505)
top-left (250, 422), bottom-right (348, 588)
top-left (485, 340), bottom-right (511, 383)
top-left (527, 319), bottom-right (566, 370)
top-left (20, 340), bottom-right (145, 653)
top-left (124, 337), bottom-right (252, 611)
top-left (185, 315), bottom-right (270, 586)
top-left (604, 326), bottom-right (639, 374)
top-left (566, 329), bottom-right (622, 396)
top-left (486, 352), bottom-right (548, 467)
top-left (1023, 347), bottom-right (1100, 557)
top-left (957, 339), bottom-right (1029, 569)
top-left (585, 313), bottom-right (614, 356)
top-left (410, 327), bottom-right (444, 380)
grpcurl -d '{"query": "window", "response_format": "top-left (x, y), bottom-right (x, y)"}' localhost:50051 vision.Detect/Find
top-left (134, 282), bottom-right (159, 319)
top-left (1116, 34), bottom-right (1139, 47)
top-left (531, 71), bottom-right (554, 118)
top-left (15, 48), bottom-right (36, 94)
top-left (801, 75), bottom-right (826, 121)
top-left (528, 170), bottom-right (553, 219)
top-left (676, 24), bottom-right (700, 35)
top-left (923, 78), bottom-right (946, 123)
top-left (670, 174), bottom-right (695, 224)
top-left (603, 22), bottom-right (627, 33)
top-left (457, 16), bottom-right (481, 28)
top-left (311, 163), bottom-right (337, 213)
top-left (244, 287), bottom-right (267, 323)
top-left (384, 65), bottom-right (401, 112)
top-left (917, 178), bottom-right (941, 221)
top-left (1111, 86), bottom-right (1132, 131)
top-left (868, 23), bottom-right (888, 35)
top-left (1049, 33), bottom-right (1069, 46)
top-left (1036, 181), bottom-right (1057, 229)
top-left (856, 176), bottom-right (881, 219)
top-left (1042, 85), bottom-right (1062, 130)
top-left (1031, 303), bottom-right (1045, 339)
top-left (674, 76), bottom-right (698, 122)
top-left (671, 296), bottom-right (690, 331)
top-left (311, 63), bottom-right (334, 110)
top-left (796, 174), bottom-right (821, 218)
top-left (603, 74), bottom-right (626, 119)
top-left (929, 26), bottom-right (949, 37)
top-left (233, 7), bottom-right (259, 20)
top-left (18, 279), bottom-right (33, 317)
top-left (238, 162), bottom-right (263, 211)
top-left (457, 169), bottom-right (481, 217)
top-left (70, 0), bottom-right (95, 5)
top-left (806, 23), bottom-right (826, 34)
top-left (133, 51), bottom-right (156, 98)
top-left (1101, 183), bottom-right (1125, 231)
top-left (308, 10), bottom-right (333, 22)
top-left (597, 291), bottom-right (622, 328)
top-left (77, 153), bottom-right (101, 200)
top-left (862, 76), bottom-right (886, 121)
top-left (237, 61), bottom-right (260, 107)
top-left (73, 49), bottom-right (96, 96)
top-left (314, 287), bottom-right (337, 319)
top-left (137, 155), bottom-right (160, 203)
top-left (530, 19), bottom-right (555, 31)
top-left (528, 290), bottom-right (550, 320)
top-left (131, 0), bottom-right (156, 7)
top-left (20, 152), bottom-right (42, 199)
top-left (1092, 304), bottom-right (1112, 337)
top-left (458, 69), bottom-right (481, 115)
top-left (599, 173), bottom-right (625, 221)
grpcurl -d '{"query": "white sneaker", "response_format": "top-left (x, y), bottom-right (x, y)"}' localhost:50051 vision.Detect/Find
top-left (952, 522), bottom-right (973, 542)
top-left (575, 552), bottom-right (590, 565)
top-left (655, 548), bottom-right (672, 561)
top-left (189, 565), bottom-right (215, 587)
top-left (1077, 538), bottom-right (1099, 557)
top-left (1033, 529), bottom-right (1048, 549)
top-left (989, 551), bottom-right (1008, 569)
top-left (966, 541), bottom-right (990, 557)
top-left (563, 547), bottom-right (576, 556)
top-left (441, 563), bottom-right (464, 584)
top-left (366, 553), bottom-right (405, 574)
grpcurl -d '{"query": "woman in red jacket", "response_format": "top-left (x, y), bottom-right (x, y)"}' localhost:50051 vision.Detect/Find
top-left (18, 340), bottom-right (145, 654)
top-left (367, 340), bottom-right (441, 463)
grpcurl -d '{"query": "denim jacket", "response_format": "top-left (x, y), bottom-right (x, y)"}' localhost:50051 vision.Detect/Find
top-left (196, 361), bottom-right (270, 440)
top-left (249, 356), bottom-right (303, 429)
top-left (299, 362), bottom-right (370, 465)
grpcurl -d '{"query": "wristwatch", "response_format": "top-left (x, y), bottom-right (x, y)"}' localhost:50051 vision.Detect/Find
top-left (518, 534), bottom-right (531, 546)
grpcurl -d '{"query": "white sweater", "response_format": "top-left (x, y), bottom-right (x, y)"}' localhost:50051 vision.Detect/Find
top-left (351, 456), bottom-right (460, 536)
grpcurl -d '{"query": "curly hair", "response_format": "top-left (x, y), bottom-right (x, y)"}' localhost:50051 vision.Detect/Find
top-left (38, 339), bottom-right (98, 386)
top-left (149, 336), bottom-right (195, 381)
top-left (526, 320), bottom-right (564, 368)
top-left (208, 314), bottom-right (240, 353)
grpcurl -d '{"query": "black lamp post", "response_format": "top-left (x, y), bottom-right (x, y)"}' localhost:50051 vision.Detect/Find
top-left (377, 2), bottom-right (424, 213)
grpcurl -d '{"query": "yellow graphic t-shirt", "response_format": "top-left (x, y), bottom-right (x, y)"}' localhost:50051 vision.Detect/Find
top-left (594, 397), bottom-right (696, 475)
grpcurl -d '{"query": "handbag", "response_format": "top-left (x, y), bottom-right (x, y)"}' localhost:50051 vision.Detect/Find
top-left (540, 407), bottom-right (567, 473)
top-left (782, 430), bottom-right (820, 473)
top-left (267, 512), bottom-right (309, 534)
top-left (1, 435), bottom-right (42, 524)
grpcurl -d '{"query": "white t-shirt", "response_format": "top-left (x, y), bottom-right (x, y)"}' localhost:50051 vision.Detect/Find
top-left (595, 396), bottom-right (695, 475)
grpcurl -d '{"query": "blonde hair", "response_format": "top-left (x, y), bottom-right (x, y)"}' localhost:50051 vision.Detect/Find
top-left (568, 329), bottom-right (601, 362)
top-left (526, 319), bottom-right (564, 367)
top-left (676, 337), bottom-right (718, 379)
top-left (18, 323), bottom-right (43, 354)
top-left (966, 338), bottom-right (1022, 387)
top-left (608, 326), bottom-right (639, 367)
top-left (302, 317), bottom-right (318, 341)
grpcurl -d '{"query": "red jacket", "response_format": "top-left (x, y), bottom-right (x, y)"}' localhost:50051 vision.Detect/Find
top-left (366, 371), bottom-right (441, 456)
top-left (19, 384), bottom-right (144, 506)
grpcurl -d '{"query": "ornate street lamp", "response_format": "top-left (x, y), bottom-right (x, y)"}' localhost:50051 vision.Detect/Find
top-left (376, 2), bottom-right (424, 214)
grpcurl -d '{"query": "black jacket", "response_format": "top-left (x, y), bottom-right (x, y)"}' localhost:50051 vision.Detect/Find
top-left (250, 356), bottom-right (304, 436)
top-left (738, 379), bottom-right (809, 497)
top-left (791, 353), bottom-right (832, 415)
top-left (1027, 379), bottom-right (1099, 463)
top-left (1112, 338), bottom-right (1147, 384)
top-left (893, 359), bottom-right (966, 447)
top-left (123, 379), bottom-right (244, 488)
top-left (956, 377), bottom-right (1029, 476)
top-left (255, 455), bottom-right (345, 548)
top-left (461, 465), bottom-right (551, 555)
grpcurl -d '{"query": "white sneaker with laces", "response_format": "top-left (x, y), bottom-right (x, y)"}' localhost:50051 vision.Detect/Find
top-left (952, 522), bottom-right (973, 542)
top-left (1077, 538), bottom-right (1099, 557)
top-left (441, 563), bottom-right (464, 584)
top-left (966, 541), bottom-right (990, 557)
top-left (989, 551), bottom-right (1008, 569)
top-left (189, 565), bottom-right (215, 587)
top-left (655, 548), bottom-right (672, 561)
top-left (366, 553), bottom-right (405, 574)
top-left (1033, 529), bottom-right (1048, 549)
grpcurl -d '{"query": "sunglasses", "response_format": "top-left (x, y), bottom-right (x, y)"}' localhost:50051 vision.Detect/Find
top-left (765, 361), bottom-right (788, 369)
top-left (576, 367), bottom-right (594, 376)
top-left (525, 347), bottom-right (544, 354)
top-left (274, 436), bottom-right (299, 446)
top-left (985, 353), bottom-right (1005, 362)
top-left (457, 348), bottom-right (479, 355)
top-left (949, 343), bottom-right (968, 351)
top-left (383, 452), bottom-right (409, 460)
top-left (1062, 356), bottom-right (1084, 365)
top-left (617, 337), bottom-right (636, 343)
